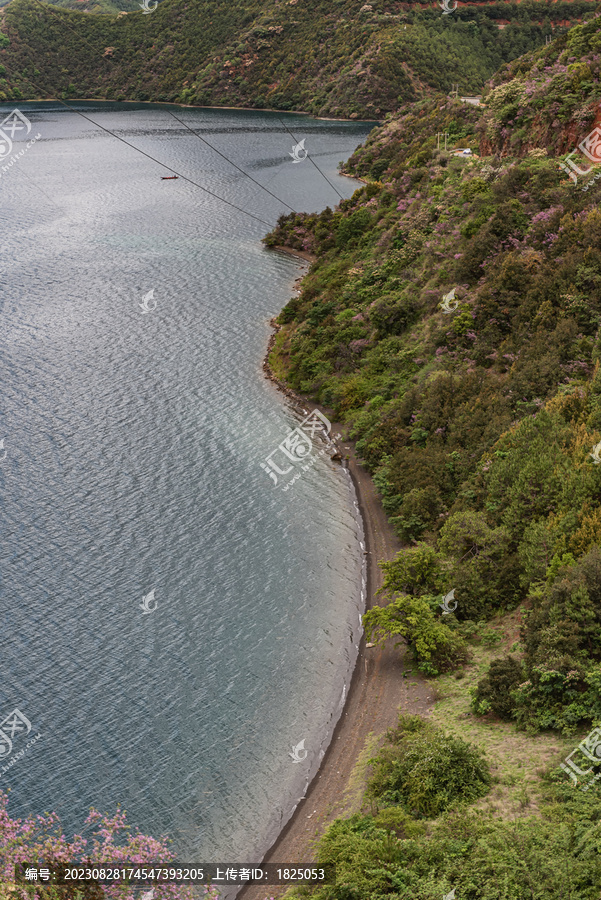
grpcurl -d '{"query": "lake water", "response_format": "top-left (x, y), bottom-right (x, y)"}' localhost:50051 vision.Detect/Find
top-left (0, 102), bottom-right (374, 872)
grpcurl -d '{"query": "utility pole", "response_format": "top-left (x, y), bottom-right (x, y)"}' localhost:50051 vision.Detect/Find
top-left (437, 132), bottom-right (449, 151)
top-left (450, 83), bottom-right (459, 99)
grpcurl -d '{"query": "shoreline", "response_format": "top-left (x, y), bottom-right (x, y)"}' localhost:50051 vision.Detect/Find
top-left (267, 245), bottom-right (317, 264)
top-left (9, 98), bottom-right (381, 125)
top-left (239, 304), bottom-right (434, 900)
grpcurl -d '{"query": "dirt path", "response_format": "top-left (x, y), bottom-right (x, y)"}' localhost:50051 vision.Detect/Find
top-left (239, 389), bottom-right (435, 899)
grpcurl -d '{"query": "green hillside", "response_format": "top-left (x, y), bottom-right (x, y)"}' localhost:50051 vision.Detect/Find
top-left (0, 0), bottom-right (148, 13)
top-left (0, 0), bottom-right (597, 112)
top-left (267, 24), bottom-right (601, 729)
top-left (0, 1), bottom-right (130, 10)
top-left (480, 13), bottom-right (601, 157)
top-left (263, 14), bottom-right (601, 896)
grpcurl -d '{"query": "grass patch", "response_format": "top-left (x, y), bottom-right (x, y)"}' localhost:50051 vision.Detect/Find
top-left (428, 610), bottom-right (577, 820)
top-left (343, 731), bottom-right (381, 814)
top-left (268, 327), bottom-right (292, 381)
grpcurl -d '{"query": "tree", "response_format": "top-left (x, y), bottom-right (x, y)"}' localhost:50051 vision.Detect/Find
top-left (363, 593), bottom-right (471, 676)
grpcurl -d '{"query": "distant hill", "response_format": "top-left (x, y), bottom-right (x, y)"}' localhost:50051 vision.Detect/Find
top-left (339, 13), bottom-right (601, 171)
top-left (0, 0), bottom-right (598, 114)
top-left (0, 0), bottom-right (146, 13)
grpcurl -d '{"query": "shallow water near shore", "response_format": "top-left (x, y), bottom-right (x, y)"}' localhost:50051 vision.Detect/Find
top-left (0, 102), bottom-right (374, 870)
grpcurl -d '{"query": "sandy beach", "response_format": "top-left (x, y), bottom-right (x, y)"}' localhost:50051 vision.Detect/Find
top-left (239, 310), bottom-right (435, 900)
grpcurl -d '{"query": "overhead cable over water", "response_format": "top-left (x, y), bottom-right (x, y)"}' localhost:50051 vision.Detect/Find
top-left (0, 68), bottom-right (277, 227)
top-left (166, 109), bottom-right (298, 214)
top-left (14, 1), bottom-right (347, 222)
top-left (275, 115), bottom-right (345, 202)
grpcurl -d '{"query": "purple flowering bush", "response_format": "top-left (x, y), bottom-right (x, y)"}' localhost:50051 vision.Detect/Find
top-left (0, 792), bottom-right (215, 900)
top-left (481, 16), bottom-right (601, 157)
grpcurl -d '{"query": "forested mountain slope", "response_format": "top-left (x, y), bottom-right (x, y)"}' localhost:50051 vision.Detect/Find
top-left (0, 0), bottom-right (597, 113)
top-left (264, 18), bottom-right (601, 895)
top-left (0, 0), bottom-right (145, 12)
top-left (266, 12), bottom-right (601, 734)
top-left (480, 12), bottom-right (601, 156)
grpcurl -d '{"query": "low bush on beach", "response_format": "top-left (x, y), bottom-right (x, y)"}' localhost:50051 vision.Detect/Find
top-left (378, 543), bottom-right (443, 597)
top-left (365, 715), bottom-right (491, 817)
top-left (364, 544), bottom-right (472, 676)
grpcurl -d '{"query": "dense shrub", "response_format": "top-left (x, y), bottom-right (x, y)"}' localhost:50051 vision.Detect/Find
top-left (308, 786), bottom-right (601, 900)
top-left (390, 485), bottom-right (442, 542)
top-left (472, 654), bottom-right (525, 718)
top-left (335, 208), bottom-right (373, 249)
top-left (366, 715), bottom-right (491, 816)
top-left (379, 543), bottom-right (442, 597)
top-left (437, 510), bottom-right (517, 618)
top-left (369, 292), bottom-right (417, 338)
top-left (513, 548), bottom-right (601, 732)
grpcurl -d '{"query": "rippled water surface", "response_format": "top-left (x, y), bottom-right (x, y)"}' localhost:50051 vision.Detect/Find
top-left (0, 102), bottom-right (374, 865)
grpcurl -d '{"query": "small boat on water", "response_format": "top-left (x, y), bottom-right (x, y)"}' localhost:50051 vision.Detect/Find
top-left (161, 175), bottom-right (179, 180)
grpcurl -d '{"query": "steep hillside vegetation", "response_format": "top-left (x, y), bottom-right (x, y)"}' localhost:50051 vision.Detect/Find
top-left (263, 18), bottom-right (601, 898)
top-left (480, 12), bottom-right (601, 156)
top-left (266, 14), bottom-right (601, 734)
top-left (0, 0), bottom-right (597, 112)
top-left (0, 0), bottom-right (142, 11)
top-left (342, 17), bottom-right (601, 172)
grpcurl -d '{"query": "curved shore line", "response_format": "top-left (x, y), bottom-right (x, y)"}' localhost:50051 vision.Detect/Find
top-left (239, 281), bottom-right (434, 899)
